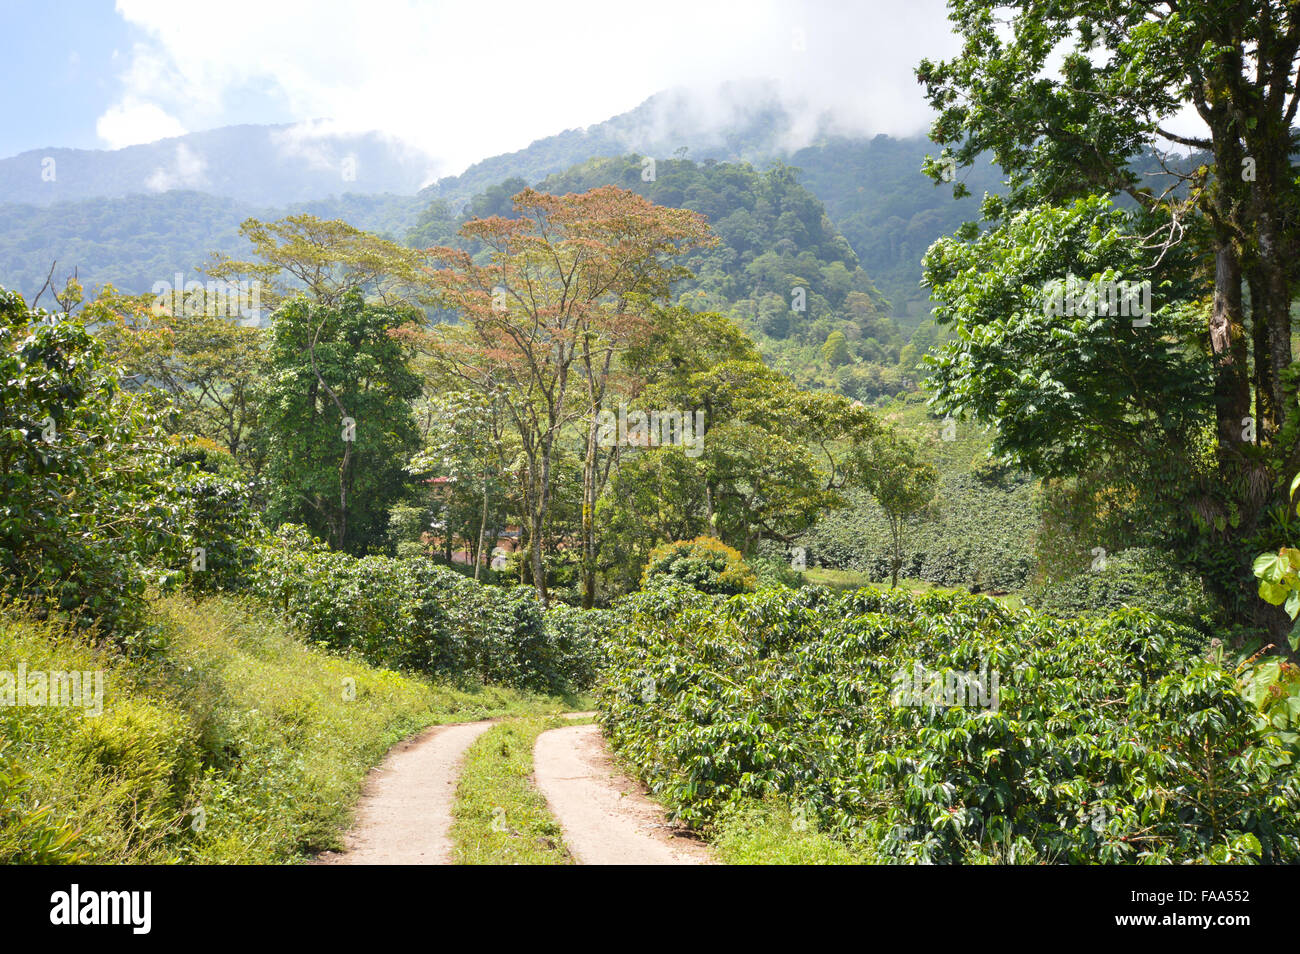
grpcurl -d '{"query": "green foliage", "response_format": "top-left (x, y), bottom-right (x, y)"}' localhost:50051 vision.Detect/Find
top-left (642, 537), bottom-right (757, 596)
top-left (404, 389), bottom-right (513, 571)
top-left (177, 468), bottom-right (265, 594)
top-left (1025, 548), bottom-right (1217, 642)
top-left (0, 594), bottom-right (570, 864)
top-left (93, 289), bottom-right (268, 472)
top-left (596, 320), bottom-right (884, 595)
top-left (1239, 656), bottom-right (1300, 752)
top-left (0, 288), bottom-right (196, 636)
top-left (528, 156), bottom-right (904, 399)
top-left (251, 525), bottom-right (603, 693)
top-left (786, 135), bottom-right (1004, 325)
top-left (749, 556), bottom-right (807, 590)
top-left (797, 402), bottom-right (1038, 590)
top-left (1253, 473), bottom-right (1300, 652)
top-left (924, 195), bottom-right (1209, 481)
top-left (261, 290), bottom-right (421, 552)
top-left (862, 428), bottom-right (938, 588)
top-left (820, 330), bottom-right (851, 367)
top-left (599, 584), bottom-right (1300, 863)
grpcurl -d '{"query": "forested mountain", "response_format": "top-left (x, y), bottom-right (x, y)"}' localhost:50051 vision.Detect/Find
top-left (0, 87), bottom-right (1002, 340)
top-left (525, 155), bottom-right (905, 397)
top-left (0, 123), bottom-right (436, 206)
top-left (787, 135), bottom-right (1004, 324)
top-left (0, 192), bottom-right (254, 298)
top-left (0, 190), bottom-right (423, 301)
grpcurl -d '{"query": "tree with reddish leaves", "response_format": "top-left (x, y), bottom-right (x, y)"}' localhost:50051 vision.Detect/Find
top-left (417, 187), bottom-right (715, 605)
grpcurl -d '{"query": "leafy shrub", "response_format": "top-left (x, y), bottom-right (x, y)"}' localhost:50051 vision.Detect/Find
top-left (749, 556), bottom-right (807, 589)
top-left (599, 584), bottom-right (1300, 863)
top-left (544, 603), bottom-right (615, 689)
top-left (642, 537), bottom-right (757, 595)
top-left (970, 452), bottom-right (1023, 488)
top-left (0, 290), bottom-right (189, 636)
top-left (1023, 547), bottom-right (1216, 642)
top-left (179, 470), bottom-right (264, 594)
top-left (250, 525), bottom-right (603, 693)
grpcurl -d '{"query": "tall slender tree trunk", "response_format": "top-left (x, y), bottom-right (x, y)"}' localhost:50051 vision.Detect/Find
top-left (1256, 215), bottom-right (1294, 440)
top-left (1209, 242), bottom-right (1251, 455)
top-left (578, 342), bottom-right (614, 610)
top-left (474, 471), bottom-right (488, 582)
top-left (580, 411), bottom-right (601, 609)
top-left (531, 437), bottom-right (553, 605)
top-left (1248, 276), bottom-right (1275, 439)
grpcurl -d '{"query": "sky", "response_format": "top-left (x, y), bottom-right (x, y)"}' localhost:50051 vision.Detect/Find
top-left (0, 0), bottom-right (965, 176)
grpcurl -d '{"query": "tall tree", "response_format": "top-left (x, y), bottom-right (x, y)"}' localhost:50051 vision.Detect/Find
top-left (205, 214), bottom-right (433, 311)
top-left (418, 187), bottom-right (713, 605)
top-left (864, 429), bottom-right (938, 589)
top-left (917, 0), bottom-right (1300, 626)
top-left (92, 285), bottom-right (267, 472)
top-left (261, 290), bottom-right (420, 552)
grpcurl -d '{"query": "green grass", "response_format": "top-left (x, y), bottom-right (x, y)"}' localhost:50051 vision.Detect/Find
top-left (451, 715), bottom-right (582, 865)
top-left (802, 567), bottom-right (960, 594)
top-left (0, 593), bottom-right (574, 864)
top-left (711, 798), bottom-right (874, 865)
top-left (801, 568), bottom-right (1025, 608)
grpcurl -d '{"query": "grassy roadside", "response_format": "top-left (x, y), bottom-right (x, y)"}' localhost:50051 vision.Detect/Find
top-left (451, 714), bottom-right (591, 865)
top-left (710, 798), bottom-right (874, 865)
top-left (0, 594), bottom-right (575, 864)
top-left (449, 716), bottom-right (867, 865)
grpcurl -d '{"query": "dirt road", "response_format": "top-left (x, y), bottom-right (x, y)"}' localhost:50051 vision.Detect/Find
top-left (532, 722), bottom-right (713, 865)
top-left (318, 720), bottom-right (495, 865)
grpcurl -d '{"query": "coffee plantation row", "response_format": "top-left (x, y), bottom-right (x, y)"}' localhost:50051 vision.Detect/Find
top-left (598, 581), bottom-right (1300, 864)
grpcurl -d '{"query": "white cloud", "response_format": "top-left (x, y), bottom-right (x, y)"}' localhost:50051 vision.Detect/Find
top-left (96, 96), bottom-right (187, 149)
top-left (104, 0), bottom-right (961, 173)
top-left (144, 142), bottom-right (208, 192)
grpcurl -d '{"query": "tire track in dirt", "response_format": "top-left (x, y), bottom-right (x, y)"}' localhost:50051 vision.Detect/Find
top-left (533, 722), bottom-right (713, 865)
top-left (317, 720), bottom-right (495, 865)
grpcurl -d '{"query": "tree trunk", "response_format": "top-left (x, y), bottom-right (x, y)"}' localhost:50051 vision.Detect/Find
top-left (1255, 214), bottom-right (1294, 442)
top-left (529, 508), bottom-right (547, 604)
top-left (1247, 276), bottom-right (1274, 440)
top-left (581, 414), bottom-right (599, 609)
top-left (475, 471), bottom-right (488, 582)
top-left (532, 438), bottom-right (552, 605)
top-left (1208, 242), bottom-right (1251, 455)
top-left (890, 519), bottom-right (902, 589)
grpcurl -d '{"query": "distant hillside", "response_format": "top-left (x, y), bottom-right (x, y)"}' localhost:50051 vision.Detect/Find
top-left (526, 155), bottom-right (904, 399)
top-left (0, 87), bottom-right (1004, 343)
top-left (420, 83), bottom-right (838, 208)
top-left (0, 191), bottom-right (423, 301)
top-left (787, 136), bottom-right (1004, 325)
top-left (0, 124), bottom-right (436, 207)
